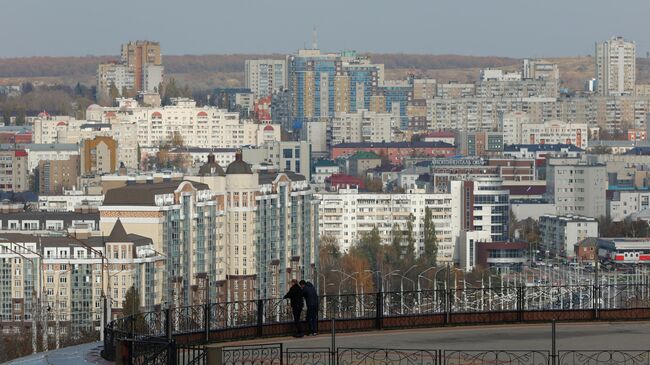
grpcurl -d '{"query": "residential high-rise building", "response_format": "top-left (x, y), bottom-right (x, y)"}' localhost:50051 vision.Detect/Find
top-left (121, 41), bottom-right (163, 93)
top-left (317, 187), bottom-right (459, 261)
top-left (37, 156), bottom-right (80, 195)
top-left (287, 49), bottom-right (383, 127)
top-left (99, 152), bottom-right (318, 305)
top-left (97, 41), bottom-right (164, 103)
top-left (545, 156), bottom-right (607, 219)
top-left (596, 37), bottom-right (636, 96)
top-left (0, 149), bottom-right (29, 192)
top-left (245, 59), bottom-right (287, 99)
top-left (81, 136), bottom-right (118, 175)
top-left (331, 109), bottom-right (395, 145)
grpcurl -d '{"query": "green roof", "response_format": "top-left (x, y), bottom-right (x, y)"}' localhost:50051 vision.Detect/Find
top-left (353, 151), bottom-right (380, 159)
top-left (314, 159), bottom-right (338, 167)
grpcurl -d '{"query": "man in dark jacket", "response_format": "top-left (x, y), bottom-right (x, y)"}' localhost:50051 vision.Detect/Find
top-left (300, 280), bottom-right (319, 336)
top-left (283, 279), bottom-right (304, 337)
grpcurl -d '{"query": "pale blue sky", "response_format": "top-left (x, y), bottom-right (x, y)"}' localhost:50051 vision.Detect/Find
top-left (1, 0), bottom-right (649, 58)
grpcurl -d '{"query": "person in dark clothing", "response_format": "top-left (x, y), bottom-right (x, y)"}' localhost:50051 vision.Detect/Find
top-left (283, 279), bottom-right (304, 337)
top-left (300, 280), bottom-right (319, 336)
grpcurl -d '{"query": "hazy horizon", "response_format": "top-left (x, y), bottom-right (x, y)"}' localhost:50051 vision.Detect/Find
top-left (1, 0), bottom-right (649, 58)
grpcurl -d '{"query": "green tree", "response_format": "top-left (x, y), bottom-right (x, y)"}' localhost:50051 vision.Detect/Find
top-left (122, 286), bottom-right (147, 333)
top-left (421, 207), bottom-right (438, 266)
top-left (15, 108), bottom-right (26, 126)
top-left (2, 108), bottom-right (11, 126)
top-left (108, 82), bottom-right (119, 104)
top-left (404, 213), bottom-right (416, 262)
top-left (391, 223), bottom-right (403, 260)
top-left (354, 226), bottom-right (382, 273)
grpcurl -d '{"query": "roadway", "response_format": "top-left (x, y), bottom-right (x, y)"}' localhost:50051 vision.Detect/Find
top-left (222, 321), bottom-right (650, 350)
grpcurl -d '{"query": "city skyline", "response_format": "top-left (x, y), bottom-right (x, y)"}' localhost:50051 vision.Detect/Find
top-left (1, 0), bottom-right (650, 58)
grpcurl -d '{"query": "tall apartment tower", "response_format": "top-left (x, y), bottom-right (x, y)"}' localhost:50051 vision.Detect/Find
top-left (595, 37), bottom-right (636, 96)
top-left (287, 49), bottom-right (384, 128)
top-left (245, 59), bottom-right (287, 99)
top-left (120, 41), bottom-right (163, 93)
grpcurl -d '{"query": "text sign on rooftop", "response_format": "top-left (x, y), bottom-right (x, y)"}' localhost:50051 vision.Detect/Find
top-left (429, 158), bottom-right (486, 166)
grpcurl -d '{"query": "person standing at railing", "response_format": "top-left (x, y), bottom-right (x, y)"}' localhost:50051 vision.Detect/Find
top-left (284, 279), bottom-right (305, 337)
top-left (300, 280), bottom-right (319, 336)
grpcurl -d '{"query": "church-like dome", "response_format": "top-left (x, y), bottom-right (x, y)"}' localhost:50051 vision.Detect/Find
top-left (198, 153), bottom-right (225, 176)
top-left (226, 150), bottom-right (252, 175)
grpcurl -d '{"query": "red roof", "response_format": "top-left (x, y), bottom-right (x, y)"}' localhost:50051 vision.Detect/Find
top-left (426, 131), bottom-right (455, 138)
top-left (38, 111), bottom-right (50, 118)
top-left (197, 111), bottom-right (208, 117)
top-left (56, 121), bottom-right (67, 126)
top-left (14, 150), bottom-right (27, 157)
top-left (264, 125), bottom-right (274, 131)
top-left (105, 111), bottom-right (116, 118)
top-left (151, 112), bottom-right (162, 118)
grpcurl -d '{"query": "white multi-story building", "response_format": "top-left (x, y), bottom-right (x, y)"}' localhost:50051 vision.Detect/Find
top-left (317, 188), bottom-right (459, 262)
top-left (331, 109), bottom-right (395, 145)
top-left (545, 157), bottom-right (607, 219)
top-left (539, 215), bottom-right (599, 258)
top-left (97, 63), bottom-right (136, 101)
top-left (502, 111), bottom-right (531, 145)
top-left (596, 36), bottom-right (636, 96)
top-left (83, 99), bottom-right (282, 155)
top-left (520, 120), bottom-right (589, 148)
top-left (608, 190), bottom-right (650, 222)
top-left (523, 59), bottom-right (560, 81)
top-left (37, 189), bottom-right (104, 212)
top-left (24, 144), bottom-right (79, 171)
top-left (480, 69), bottom-right (522, 82)
top-left (245, 59), bottom-right (287, 99)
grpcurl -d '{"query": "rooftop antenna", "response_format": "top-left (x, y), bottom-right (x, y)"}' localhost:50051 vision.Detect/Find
top-left (312, 27), bottom-right (318, 50)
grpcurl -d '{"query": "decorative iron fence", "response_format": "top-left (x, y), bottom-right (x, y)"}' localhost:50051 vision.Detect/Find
top-left (103, 283), bottom-right (650, 364)
top-left (222, 343), bottom-right (283, 365)
top-left (338, 348), bottom-right (439, 365)
top-left (444, 350), bottom-right (550, 365)
top-left (557, 351), bottom-right (650, 365)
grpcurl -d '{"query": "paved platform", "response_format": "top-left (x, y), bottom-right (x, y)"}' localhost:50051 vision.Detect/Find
top-left (220, 321), bottom-right (650, 350)
top-left (3, 341), bottom-right (107, 365)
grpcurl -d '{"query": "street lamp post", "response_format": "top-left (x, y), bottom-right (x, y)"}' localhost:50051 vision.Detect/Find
top-left (396, 265), bottom-right (418, 315)
top-left (382, 270), bottom-right (400, 315)
top-left (417, 266), bottom-right (438, 311)
top-left (332, 270), bottom-right (359, 317)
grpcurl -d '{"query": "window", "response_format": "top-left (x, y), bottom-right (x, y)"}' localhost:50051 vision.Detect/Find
top-left (283, 149), bottom-right (292, 158)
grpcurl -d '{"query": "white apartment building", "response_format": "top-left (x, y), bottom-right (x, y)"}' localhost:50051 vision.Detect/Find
top-left (502, 111), bottom-right (531, 145)
top-left (31, 118), bottom-right (139, 170)
top-left (245, 59), bottom-right (287, 99)
top-left (545, 157), bottom-right (607, 219)
top-left (97, 63), bottom-right (135, 101)
top-left (520, 120), bottom-right (589, 148)
top-left (596, 36), bottom-right (636, 96)
top-left (317, 188), bottom-right (459, 262)
top-left (480, 69), bottom-right (522, 81)
top-left (37, 189), bottom-right (104, 212)
top-left (539, 215), bottom-right (599, 258)
top-left (523, 59), bottom-right (560, 81)
top-left (25, 144), bottom-right (79, 171)
top-left (331, 109), bottom-right (395, 145)
top-left (142, 64), bottom-right (164, 93)
top-left (112, 98), bottom-right (280, 149)
top-left (608, 190), bottom-right (650, 222)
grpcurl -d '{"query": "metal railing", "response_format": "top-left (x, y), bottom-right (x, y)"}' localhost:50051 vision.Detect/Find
top-left (103, 283), bottom-right (650, 363)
